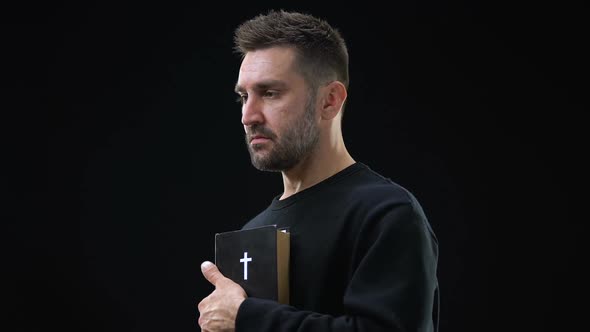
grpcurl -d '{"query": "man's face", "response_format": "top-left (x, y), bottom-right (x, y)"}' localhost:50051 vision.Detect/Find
top-left (235, 47), bottom-right (320, 171)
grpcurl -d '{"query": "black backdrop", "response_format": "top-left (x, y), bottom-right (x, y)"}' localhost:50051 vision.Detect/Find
top-left (4, 2), bottom-right (586, 331)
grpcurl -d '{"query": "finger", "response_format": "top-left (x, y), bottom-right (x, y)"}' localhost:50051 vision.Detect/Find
top-left (201, 261), bottom-right (225, 287)
top-left (198, 315), bottom-right (205, 329)
top-left (197, 298), bottom-right (206, 312)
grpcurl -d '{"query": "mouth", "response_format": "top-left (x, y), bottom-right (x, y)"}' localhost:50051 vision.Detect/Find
top-left (250, 135), bottom-right (271, 145)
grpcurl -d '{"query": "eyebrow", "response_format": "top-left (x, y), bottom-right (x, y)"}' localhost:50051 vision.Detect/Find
top-left (234, 80), bottom-right (288, 93)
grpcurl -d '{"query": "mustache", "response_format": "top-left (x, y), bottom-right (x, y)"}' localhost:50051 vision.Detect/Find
top-left (246, 125), bottom-right (276, 140)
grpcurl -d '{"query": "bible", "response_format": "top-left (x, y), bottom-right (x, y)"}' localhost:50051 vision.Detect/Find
top-left (215, 224), bottom-right (290, 304)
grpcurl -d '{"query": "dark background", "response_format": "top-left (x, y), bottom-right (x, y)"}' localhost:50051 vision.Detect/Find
top-left (4, 2), bottom-right (586, 331)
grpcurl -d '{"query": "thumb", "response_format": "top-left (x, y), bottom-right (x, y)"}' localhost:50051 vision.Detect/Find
top-left (201, 261), bottom-right (225, 287)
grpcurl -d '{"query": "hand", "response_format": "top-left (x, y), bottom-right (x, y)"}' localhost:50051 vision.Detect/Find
top-left (197, 261), bottom-right (247, 332)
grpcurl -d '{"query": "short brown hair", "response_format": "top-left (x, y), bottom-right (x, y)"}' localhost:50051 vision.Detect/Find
top-left (234, 10), bottom-right (349, 92)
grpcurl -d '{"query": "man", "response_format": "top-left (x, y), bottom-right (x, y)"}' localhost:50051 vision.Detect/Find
top-left (197, 10), bottom-right (439, 332)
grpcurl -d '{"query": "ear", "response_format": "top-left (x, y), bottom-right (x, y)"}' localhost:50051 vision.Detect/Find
top-left (319, 81), bottom-right (347, 120)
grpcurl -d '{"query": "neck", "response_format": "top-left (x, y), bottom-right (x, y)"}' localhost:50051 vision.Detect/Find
top-left (279, 131), bottom-right (354, 200)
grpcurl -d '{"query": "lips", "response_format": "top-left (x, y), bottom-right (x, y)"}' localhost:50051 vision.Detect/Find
top-left (246, 126), bottom-right (275, 145)
top-left (250, 135), bottom-right (271, 145)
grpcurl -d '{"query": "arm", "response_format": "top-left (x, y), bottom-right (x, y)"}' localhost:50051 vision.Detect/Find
top-left (235, 202), bottom-right (439, 332)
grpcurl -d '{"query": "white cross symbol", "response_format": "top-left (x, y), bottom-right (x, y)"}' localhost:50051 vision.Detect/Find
top-left (240, 252), bottom-right (253, 280)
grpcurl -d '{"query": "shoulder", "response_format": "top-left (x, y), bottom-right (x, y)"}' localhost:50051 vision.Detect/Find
top-left (340, 164), bottom-right (435, 238)
top-left (342, 163), bottom-right (419, 210)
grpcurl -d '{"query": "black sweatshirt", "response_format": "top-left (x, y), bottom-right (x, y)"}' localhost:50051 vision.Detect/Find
top-left (236, 162), bottom-right (439, 332)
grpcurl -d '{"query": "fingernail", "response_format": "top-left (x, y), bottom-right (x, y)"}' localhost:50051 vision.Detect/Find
top-left (201, 261), bottom-right (213, 270)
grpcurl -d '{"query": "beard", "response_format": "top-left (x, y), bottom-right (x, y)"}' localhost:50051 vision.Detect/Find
top-left (245, 94), bottom-right (320, 172)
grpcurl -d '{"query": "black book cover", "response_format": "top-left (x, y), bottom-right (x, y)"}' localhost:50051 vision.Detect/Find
top-left (215, 224), bottom-right (290, 304)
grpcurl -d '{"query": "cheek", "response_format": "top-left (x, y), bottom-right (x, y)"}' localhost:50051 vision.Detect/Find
top-left (276, 99), bottom-right (305, 121)
top-left (264, 105), bottom-right (287, 127)
top-left (266, 96), bottom-right (305, 130)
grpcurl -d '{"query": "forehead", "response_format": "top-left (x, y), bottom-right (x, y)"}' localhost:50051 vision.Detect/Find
top-left (236, 47), bottom-right (304, 90)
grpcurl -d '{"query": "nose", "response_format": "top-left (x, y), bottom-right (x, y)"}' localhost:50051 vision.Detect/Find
top-left (241, 95), bottom-right (264, 127)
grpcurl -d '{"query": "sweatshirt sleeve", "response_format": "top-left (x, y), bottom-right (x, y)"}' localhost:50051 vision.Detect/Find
top-left (235, 201), bottom-right (439, 332)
